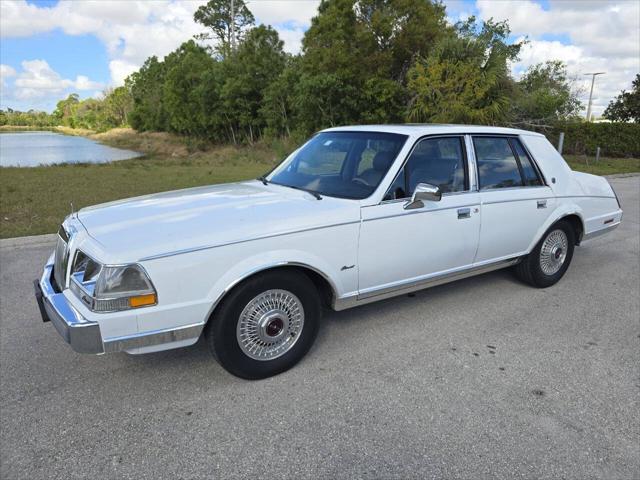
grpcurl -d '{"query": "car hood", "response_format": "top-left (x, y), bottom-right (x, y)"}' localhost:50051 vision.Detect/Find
top-left (77, 181), bottom-right (360, 264)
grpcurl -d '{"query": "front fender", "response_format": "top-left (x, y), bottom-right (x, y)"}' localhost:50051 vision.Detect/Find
top-left (205, 248), bottom-right (347, 314)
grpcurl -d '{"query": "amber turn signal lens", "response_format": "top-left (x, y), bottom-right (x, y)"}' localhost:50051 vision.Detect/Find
top-left (129, 293), bottom-right (157, 308)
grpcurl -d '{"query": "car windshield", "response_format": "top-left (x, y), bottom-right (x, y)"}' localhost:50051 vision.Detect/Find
top-left (267, 131), bottom-right (408, 200)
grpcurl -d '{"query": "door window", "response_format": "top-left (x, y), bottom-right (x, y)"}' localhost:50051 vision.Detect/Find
top-left (383, 136), bottom-right (467, 200)
top-left (473, 137), bottom-right (523, 190)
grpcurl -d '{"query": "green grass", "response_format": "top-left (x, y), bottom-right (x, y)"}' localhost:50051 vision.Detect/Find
top-left (1, 128), bottom-right (638, 239)
top-left (564, 155), bottom-right (640, 176)
top-left (0, 129), bottom-right (291, 238)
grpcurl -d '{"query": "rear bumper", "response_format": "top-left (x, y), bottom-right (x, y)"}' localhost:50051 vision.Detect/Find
top-left (35, 260), bottom-right (204, 355)
top-left (582, 209), bottom-right (623, 242)
top-left (582, 221), bottom-right (620, 241)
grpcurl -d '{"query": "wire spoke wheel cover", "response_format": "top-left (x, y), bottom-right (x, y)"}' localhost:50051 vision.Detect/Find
top-left (236, 289), bottom-right (305, 361)
top-left (539, 229), bottom-right (568, 275)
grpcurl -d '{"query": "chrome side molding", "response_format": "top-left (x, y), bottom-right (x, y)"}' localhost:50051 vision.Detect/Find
top-left (103, 323), bottom-right (204, 353)
top-left (334, 257), bottom-right (520, 311)
top-left (582, 222), bottom-right (620, 242)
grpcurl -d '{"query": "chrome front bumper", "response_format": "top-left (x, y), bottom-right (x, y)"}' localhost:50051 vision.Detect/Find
top-left (35, 263), bottom-right (104, 353)
top-left (35, 261), bottom-right (205, 355)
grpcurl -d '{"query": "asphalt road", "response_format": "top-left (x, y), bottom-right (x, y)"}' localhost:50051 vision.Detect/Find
top-left (1, 176), bottom-right (639, 480)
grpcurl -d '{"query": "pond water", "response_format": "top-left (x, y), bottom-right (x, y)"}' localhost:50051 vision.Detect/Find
top-left (0, 131), bottom-right (142, 167)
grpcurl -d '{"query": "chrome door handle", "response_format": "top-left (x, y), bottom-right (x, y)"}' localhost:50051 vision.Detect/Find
top-left (537, 200), bottom-right (547, 209)
top-left (457, 208), bottom-right (471, 219)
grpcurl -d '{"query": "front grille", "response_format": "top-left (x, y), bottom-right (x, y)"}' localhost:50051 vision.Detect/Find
top-left (53, 227), bottom-right (69, 290)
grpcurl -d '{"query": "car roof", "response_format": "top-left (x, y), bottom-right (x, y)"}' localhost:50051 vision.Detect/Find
top-left (321, 124), bottom-right (544, 137)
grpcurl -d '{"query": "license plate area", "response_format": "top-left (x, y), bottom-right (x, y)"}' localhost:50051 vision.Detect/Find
top-left (33, 280), bottom-right (51, 323)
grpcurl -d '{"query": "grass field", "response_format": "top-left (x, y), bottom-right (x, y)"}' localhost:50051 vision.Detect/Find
top-left (0, 129), bottom-right (290, 238)
top-left (0, 128), bottom-right (638, 239)
top-left (563, 154), bottom-right (640, 176)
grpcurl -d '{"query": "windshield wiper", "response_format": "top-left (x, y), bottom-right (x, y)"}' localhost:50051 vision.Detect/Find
top-left (257, 175), bottom-right (269, 186)
top-left (305, 190), bottom-right (323, 200)
top-left (279, 183), bottom-right (322, 200)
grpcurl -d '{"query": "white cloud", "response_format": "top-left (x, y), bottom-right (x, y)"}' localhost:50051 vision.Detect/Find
top-left (248, 0), bottom-right (321, 55)
top-left (0, 0), bottom-right (156, 38)
top-left (13, 59), bottom-right (73, 99)
top-left (0, 1), bottom-right (205, 86)
top-left (0, 64), bottom-right (17, 90)
top-left (0, 0), bottom-right (321, 87)
top-left (274, 25), bottom-right (307, 55)
top-left (109, 60), bottom-right (139, 87)
top-left (74, 75), bottom-right (104, 91)
top-left (512, 38), bottom-right (584, 75)
top-left (8, 59), bottom-right (103, 101)
top-left (475, 0), bottom-right (640, 116)
top-left (248, 0), bottom-right (320, 26)
top-left (0, 64), bottom-right (17, 78)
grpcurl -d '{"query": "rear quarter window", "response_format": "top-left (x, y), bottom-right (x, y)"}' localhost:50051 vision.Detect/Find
top-left (511, 138), bottom-right (542, 186)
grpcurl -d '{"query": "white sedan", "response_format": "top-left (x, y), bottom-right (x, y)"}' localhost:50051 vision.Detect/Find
top-left (35, 125), bottom-right (623, 379)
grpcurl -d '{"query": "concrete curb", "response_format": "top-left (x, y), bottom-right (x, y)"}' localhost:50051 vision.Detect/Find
top-left (605, 173), bottom-right (640, 179)
top-left (0, 233), bottom-right (57, 249)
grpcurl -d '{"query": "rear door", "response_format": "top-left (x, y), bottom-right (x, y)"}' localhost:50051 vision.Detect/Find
top-left (472, 136), bottom-right (555, 263)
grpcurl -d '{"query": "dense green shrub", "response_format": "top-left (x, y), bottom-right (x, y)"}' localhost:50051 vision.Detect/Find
top-left (546, 122), bottom-right (640, 158)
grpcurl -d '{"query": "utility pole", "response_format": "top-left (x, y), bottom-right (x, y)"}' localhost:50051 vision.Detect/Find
top-left (230, 0), bottom-right (236, 52)
top-left (584, 72), bottom-right (605, 122)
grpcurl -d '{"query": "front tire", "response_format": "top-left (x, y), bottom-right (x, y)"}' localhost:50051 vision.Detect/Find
top-left (515, 220), bottom-right (575, 288)
top-left (205, 270), bottom-right (321, 379)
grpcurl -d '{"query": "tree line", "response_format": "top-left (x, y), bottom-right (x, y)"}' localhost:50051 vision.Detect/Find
top-left (0, 87), bottom-right (132, 131)
top-left (2, 0), bottom-right (638, 140)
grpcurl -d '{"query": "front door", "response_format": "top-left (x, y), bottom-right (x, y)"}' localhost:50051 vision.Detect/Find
top-left (358, 136), bottom-right (481, 298)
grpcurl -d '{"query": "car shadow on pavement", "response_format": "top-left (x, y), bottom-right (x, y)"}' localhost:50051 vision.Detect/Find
top-left (107, 268), bottom-right (524, 383)
top-left (312, 268), bottom-right (522, 352)
top-left (109, 335), bottom-right (244, 383)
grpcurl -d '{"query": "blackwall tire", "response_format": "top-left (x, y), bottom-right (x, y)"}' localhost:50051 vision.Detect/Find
top-left (204, 270), bottom-right (321, 379)
top-left (515, 220), bottom-right (575, 288)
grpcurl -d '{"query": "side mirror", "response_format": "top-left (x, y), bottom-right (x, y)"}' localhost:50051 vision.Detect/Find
top-left (404, 183), bottom-right (441, 210)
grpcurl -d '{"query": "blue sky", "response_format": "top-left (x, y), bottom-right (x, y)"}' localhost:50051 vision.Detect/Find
top-left (1, 31), bottom-right (111, 89)
top-left (1, 0), bottom-right (638, 115)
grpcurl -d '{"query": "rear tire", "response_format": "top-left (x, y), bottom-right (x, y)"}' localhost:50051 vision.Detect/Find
top-left (205, 270), bottom-right (321, 379)
top-left (515, 220), bottom-right (575, 288)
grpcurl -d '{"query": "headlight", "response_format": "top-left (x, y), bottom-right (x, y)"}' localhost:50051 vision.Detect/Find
top-left (70, 251), bottom-right (157, 312)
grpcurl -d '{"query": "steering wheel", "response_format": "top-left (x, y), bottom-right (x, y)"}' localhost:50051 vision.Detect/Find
top-left (352, 177), bottom-right (370, 187)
